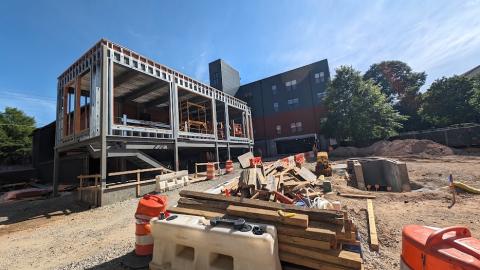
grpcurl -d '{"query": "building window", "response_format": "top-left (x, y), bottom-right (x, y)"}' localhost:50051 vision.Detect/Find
top-left (273, 102), bottom-right (279, 112)
top-left (315, 72), bottom-right (325, 83)
top-left (296, 121), bottom-right (303, 132)
top-left (290, 122), bottom-right (303, 133)
top-left (287, 98), bottom-right (299, 107)
top-left (272, 85), bottom-right (277, 95)
top-left (285, 80), bottom-right (297, 91)
top-left (276, 125), bottom-right (282, 135)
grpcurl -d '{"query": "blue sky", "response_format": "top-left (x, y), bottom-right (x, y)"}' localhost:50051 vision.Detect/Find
top-left (1, 0), bottom-right (479, 127)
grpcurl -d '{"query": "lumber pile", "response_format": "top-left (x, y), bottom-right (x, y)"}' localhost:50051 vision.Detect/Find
top-left (234, 157), bottom-right (322, 204)
top-left (169, 190), bottom-right (362, 270)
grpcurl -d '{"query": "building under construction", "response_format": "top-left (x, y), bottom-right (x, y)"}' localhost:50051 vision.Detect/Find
top-left (52, 39), bottom-right (253, 205)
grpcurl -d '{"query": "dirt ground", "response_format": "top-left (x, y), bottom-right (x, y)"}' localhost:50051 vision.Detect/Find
top-left (325, 155), bottom-right (480, 270)
top-left (0, 155), bottom-right (479, 270)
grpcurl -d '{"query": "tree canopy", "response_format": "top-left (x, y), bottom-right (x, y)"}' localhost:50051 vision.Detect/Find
top-left (323, 66), bottom-right (406, 142)
top-left (0, 107), bottom-right (36, 165)
top-left (364, 61), bottom-right (427, 131)
top-left (420, 76), bottom-right (480, 127)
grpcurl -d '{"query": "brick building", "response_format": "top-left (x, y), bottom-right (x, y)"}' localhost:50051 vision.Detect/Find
top-left (209, 59), bottom-right (331, 157)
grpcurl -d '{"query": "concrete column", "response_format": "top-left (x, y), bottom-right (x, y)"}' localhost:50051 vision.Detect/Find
top-left (211, 98), bottom-right (218, 140)
top-left (108, 56), bottom-right (114, 135)
top-left (174, 142), bottom-right (179, 171)
top-left (171, 82), bottom-right (180, 171)
top-left (52, 149), bottom-right (59, 197)
top-left (100, 46), bottom-right (109, 206)
top-left (224, 102), bottom-right (230, 141)
top-left (215, 142), bottom-right (220, 163)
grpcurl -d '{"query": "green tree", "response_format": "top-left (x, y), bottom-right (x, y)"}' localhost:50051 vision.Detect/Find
top-left (470, 76), bottom-right (480, 114)
top-left (0, 107), bottom-right (36, 164)
top-left (364, 61), bottom-right (427, 131)
top-left (420, 76), bottom-right (480, 127)
top-left (323, 66), bottom-right (406, 142)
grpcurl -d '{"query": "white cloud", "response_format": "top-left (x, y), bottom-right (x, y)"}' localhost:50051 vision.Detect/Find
top-left (0, 90), bottom-right (56, 127)
top-left (263, 0), bottom-right (480, 88)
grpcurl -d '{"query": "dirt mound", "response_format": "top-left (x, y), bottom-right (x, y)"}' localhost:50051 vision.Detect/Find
top-left (331, 139), bottom-right (454, 157)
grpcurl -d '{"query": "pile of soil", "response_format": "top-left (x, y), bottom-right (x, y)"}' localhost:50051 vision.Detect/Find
top-left (331, 139), bottom-right (454, 157)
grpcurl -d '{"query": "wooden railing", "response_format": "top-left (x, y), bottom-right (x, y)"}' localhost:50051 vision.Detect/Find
top-left (107, 167), bottom-right (168, 197)
top-left (194, 162), bottom-right (221, 178)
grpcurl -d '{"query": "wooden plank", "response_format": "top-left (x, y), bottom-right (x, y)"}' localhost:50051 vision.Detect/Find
top-left (338, 193), bottom-right (376, 199)
top-left (279, 252), bottom-right (349, 270)
top-left (179, 190), bottom-right (343, 224)
top-left (279, 243), bottom-right (362, 269)
top-left (168, 207), bottom-right (224, 219)
top-left (226, 205), bottom-right (309, 228)
top-left (108, 167), bottom-right (166, 176)
top-left (277, 225), bottom-right (336, 243)
top-left (367, 199), bottom-right (379, 251)
top-left (278, 234), bottom-right (332, 250)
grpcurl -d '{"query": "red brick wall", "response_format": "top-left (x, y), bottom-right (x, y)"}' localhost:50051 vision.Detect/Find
top-left (252, 105), bottom-right (327, 140)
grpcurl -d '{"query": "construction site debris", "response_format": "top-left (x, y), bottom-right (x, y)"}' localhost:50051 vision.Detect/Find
top-left (237, 152), bottom-right (254, 169)
top-left (171, 187), bottom-right (363, 269)
top-left (331, 139), bottom-right (455, 157)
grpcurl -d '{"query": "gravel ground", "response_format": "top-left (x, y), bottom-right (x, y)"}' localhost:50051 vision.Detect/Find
top-left (2, 156), bottom-right (479, 270)
top-left (0, 173), bottom-right (237, 270)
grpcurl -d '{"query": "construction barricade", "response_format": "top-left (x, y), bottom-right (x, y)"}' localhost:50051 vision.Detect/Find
top-left (206, 162), bottom-right (216, 180)
top-left (225, 160), bottom-right (234, 174)
top-left (135, 194), bottom-right (168, 256)
top-left (149, 214), bottom-right (281, 270)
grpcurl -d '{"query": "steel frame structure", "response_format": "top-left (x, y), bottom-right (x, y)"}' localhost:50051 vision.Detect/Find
top-left (53, 39), bottom-right (253, 203)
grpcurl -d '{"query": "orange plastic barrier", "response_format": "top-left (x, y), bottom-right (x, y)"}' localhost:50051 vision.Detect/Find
top-left (225, 160), bottom-right (233, 174)
top-left (135, 194), bottom-right (167, 256)
top-left (402, 225), bottom-right (480, 270)
top-left (206, 162), bottom-right (215, 180)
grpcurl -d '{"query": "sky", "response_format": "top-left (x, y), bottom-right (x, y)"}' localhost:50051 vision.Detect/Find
top-left (0, 0), bottom-right (479, 127)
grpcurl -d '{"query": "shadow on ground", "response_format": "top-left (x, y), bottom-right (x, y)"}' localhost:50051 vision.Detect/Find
top-left (86, 251), bottom-right (151, 270)
top-left (0, 193), bottom-right (89, 234)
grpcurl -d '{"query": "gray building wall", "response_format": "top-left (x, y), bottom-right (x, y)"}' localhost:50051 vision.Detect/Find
top-left (209, 59), bottom-right (240, 96)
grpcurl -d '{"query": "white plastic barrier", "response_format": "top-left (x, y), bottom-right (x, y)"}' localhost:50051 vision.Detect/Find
top-left (149, 214), bottom-right (281, 270)
top-left (156, 171), bottom-right (189, 192)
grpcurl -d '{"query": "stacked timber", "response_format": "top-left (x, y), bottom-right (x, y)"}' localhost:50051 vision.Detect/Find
top-left (169, 190), bottom-right (362, 270)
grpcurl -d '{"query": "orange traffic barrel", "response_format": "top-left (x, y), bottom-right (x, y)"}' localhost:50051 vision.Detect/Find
top-left (135, 194), bottom-right (167, 256)
top-left (225, 160), bottom-right (233, 174)
top-left (402, 225), bottom-right (480, 270)
top-left (206, 162), bottom-right (215, 180)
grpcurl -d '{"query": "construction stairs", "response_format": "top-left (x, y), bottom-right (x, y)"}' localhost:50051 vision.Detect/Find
top-left (88, 144), bottom-right (172, 172)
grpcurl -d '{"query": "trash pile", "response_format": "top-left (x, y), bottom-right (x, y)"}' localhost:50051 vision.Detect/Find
top-left (233, 153), bottom-right (339, 210)
top-left (168, 152), bottom-right (363, 270)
